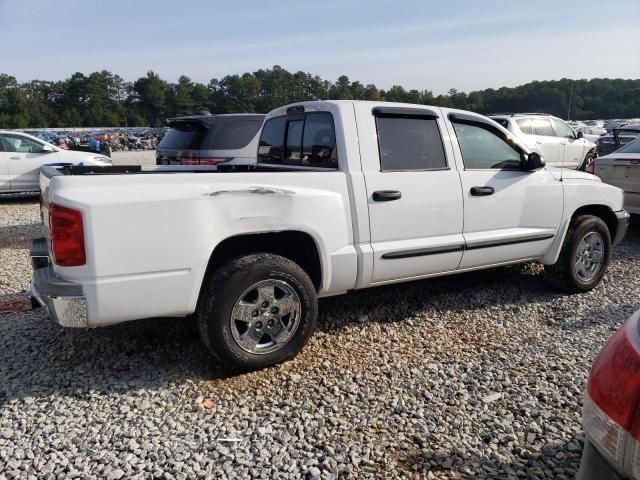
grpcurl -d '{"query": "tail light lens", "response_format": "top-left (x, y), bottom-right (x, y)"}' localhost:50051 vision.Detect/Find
top-left (49, 204), bottom-right (86, 266)
top-left (585, 158), bottom-right (596, 174)
top-left (584, 312), bottom-right (640, 478)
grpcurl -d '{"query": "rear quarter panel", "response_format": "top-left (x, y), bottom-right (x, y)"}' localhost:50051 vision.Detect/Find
top-left (47, 171), bottom-right (358, 326)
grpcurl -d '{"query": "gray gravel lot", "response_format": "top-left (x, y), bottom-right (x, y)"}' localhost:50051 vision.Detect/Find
top-left (1, 159), bottom-right (639, 478)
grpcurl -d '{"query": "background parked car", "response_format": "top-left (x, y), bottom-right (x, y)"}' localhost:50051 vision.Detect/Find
top-left (0, 131), bottom-right (111, 193)
top-left (590, 135), bottom-right (640, 215)
top-left (578, 310), bottom-right (640, 480)
top-left (574, 125), bottom-right (607, 143)
top-left (596, 126), bottom-right (640, 156)
top-left (156, 114), bottom-right (264, 166)
top-left (489, 113), bottom-right (596, 169)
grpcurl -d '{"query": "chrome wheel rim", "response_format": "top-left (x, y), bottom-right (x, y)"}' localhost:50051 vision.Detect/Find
top-left (230, 279), bottom-right (301, 355)
top-left (575, 231), bottom-right (605, 282)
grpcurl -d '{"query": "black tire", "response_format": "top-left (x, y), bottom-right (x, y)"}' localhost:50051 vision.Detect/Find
top-left (197, 253), bottom-right (317, 371)
top-left (578, 151), bottom-right (595, 171)
top-left (544, 215), bottom-right (611, 293)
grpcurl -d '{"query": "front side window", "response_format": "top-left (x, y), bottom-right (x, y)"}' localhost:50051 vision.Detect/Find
top-left (0, 135), bottom-right (46, 153)
top-left (453, 122), bottom-right (522, 170)
top-left (532, 119), bottom-right (554, 136)
top-left (551, 119), bottom-right (575, 139)
top-left (375, 116), bottom-right (447, 171)
top-left (258, 113), bottom-right (338, 169)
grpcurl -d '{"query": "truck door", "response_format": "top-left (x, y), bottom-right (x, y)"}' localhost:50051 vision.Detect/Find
top-left (356, 104), bottom-right (465, 284)
top-left (447, 113), bottom-right (563, 269)
top-left (551, 118), bottom-right (584, 169)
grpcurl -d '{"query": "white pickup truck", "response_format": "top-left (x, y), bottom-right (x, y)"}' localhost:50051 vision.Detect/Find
top-left (30, 101), bottom-right (629, 371)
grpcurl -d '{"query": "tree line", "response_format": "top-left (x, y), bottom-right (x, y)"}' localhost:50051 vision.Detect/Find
top-left (0, 66), bottom-right (638, 128)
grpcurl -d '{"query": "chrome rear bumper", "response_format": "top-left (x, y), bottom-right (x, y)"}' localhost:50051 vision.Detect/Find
top-left (29, 238), bottom-right (88, 328)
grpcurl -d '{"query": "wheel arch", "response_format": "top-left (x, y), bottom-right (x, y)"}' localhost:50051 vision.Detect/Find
top-left (195, 230), bottom-right (323, 309)
top-left (541, 203), bottom-right (618, 265)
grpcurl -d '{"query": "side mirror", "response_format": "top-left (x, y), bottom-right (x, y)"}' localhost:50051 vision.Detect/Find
top-left (525, 152), bottom-right (545, 170)
top-left (41, 144), bottom-right (55, 153)
top-left (576, 131), bottom-right (584, 139)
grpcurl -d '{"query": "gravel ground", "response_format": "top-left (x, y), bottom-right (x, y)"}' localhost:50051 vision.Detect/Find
top-left (1, 180), bottom-right (639, 478)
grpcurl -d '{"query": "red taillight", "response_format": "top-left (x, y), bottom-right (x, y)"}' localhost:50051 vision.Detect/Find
top-left (180, 156), bottom-right (228, 166)
top-left (583, 312), bottom-right (640, 478)
top-left (586, 158), bottom-right (596, 174)
top-left (49, 204), bottom-right (86, 266)
top-left (588, 318), bottom-right (640, 438)
top-left (198, 157), bottom-right (229, 166)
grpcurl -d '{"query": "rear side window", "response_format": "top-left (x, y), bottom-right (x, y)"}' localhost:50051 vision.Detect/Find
top-left (159, 122), bottom-right (207, 150)
top-left (532, 119), bottom-right (554, 136)
top-left (258, 112), bottom-right (338, 169)
top-left (515, 118), bottom-right (533, 135)
top-left (206, 117), bottom-right (263, 150)
top-left (375, 117), bottom-right (447, 171)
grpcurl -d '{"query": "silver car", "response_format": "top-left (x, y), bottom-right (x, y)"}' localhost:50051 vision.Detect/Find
top-left (156, 114), bottom-right (265, 167)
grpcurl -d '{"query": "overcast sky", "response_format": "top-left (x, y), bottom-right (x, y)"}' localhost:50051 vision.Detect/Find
top-left (1, 0), bottom-right (638, 94)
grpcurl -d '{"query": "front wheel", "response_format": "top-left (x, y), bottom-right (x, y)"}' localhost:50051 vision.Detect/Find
top-left (544, 215), bottom-right (611, 293)
top-left (197, 253), bottom-right (317, 371)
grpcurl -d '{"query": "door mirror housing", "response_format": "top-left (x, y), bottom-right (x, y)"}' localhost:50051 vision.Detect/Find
top-left (576, 131), bottom-right (584, 139)
top-left (41, 144), bottom-right (55, 153)
top-left (524, 151), bottom-right (545, 170)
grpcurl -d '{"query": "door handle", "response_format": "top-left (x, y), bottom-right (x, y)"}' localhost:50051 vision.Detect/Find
top-left (372, 190), bottom-right (402, 202)
top-left (470, 186), bottom-right (495, 196)
top-left (9, 156), bottom-right (20, 160)
top-left (535, 140), bottom-right (542, 145)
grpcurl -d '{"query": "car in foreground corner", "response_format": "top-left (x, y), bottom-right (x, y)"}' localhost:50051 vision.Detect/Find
top-left (0, 130), bottom-right (112, 193)
top-left (578, 310), bottom-right (640, 479)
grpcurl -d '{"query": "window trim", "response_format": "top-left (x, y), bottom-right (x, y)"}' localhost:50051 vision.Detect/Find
top-left (448, 115), bottom-right (527, 171)
top-left (373, 112), bottom-right (449, 172)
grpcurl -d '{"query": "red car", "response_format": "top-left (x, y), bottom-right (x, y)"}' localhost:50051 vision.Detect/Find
top-left (579, 310), bottom-right (640, 479)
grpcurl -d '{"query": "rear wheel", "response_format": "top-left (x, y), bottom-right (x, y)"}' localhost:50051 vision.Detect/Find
top-left (197, 253), bottom-right (317, 371)
top-left (544, 215), bottom-right (611, 293)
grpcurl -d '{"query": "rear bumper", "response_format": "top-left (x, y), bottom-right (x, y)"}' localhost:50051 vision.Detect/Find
top-left (613, 210), bottom-right (630, 246)
top-left (577, 440), bottom-right (623, 480)
top-left (29, 238), bottom-right (88, 328)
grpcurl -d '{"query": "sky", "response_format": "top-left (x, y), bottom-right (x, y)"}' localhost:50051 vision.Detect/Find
top-left (1, 0), bottom-right (638, 94)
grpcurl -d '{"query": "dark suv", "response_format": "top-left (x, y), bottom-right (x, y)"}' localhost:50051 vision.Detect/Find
top-left (156, 114), bottom-right (265, 166)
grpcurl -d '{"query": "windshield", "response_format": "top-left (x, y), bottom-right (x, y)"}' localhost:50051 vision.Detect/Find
top-left (617, 138), bottom-right (640, 154)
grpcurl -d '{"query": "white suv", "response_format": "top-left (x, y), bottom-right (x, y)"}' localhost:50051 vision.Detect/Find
top-left (489, 113), bottom-right (596, 170)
